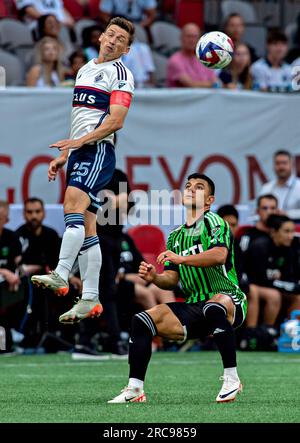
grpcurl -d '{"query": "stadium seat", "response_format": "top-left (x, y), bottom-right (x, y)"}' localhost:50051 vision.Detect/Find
top-left (221, 0), bottom-right (258, 24)
top-left (285, 22), bottom-right (297, 47)
top-left (74, 19), bottom-right (99, 45)
top-left (0, 19), bottom-right (34, 67)
top-left (244, 24), bottom-right (267, 57)
top-left (175, 0), bottom-right (204, 29)
top-left (0, 49), bottom-right (24, 86)
top-left (127, 225), bottom-right (166, 273)
top-left (150, 21), bottom-right (181, 56)
top-left (151, 50), bottom-right (168, 87)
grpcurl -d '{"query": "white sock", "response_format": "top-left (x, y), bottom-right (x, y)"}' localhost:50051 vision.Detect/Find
top-left (128, 378), bottom-right (144, 390)
top-left (55, 213), bottom-right (85, 282)
top-left (78, 236), bottom-right (101, 302)
top-left (224, 367), bottom-right (239, 380)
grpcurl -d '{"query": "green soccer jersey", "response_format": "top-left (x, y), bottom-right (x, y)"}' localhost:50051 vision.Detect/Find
top-left (165, 210), bottom-right (247, 313)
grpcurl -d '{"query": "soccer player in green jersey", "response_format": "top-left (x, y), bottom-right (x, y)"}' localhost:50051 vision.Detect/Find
top-left (108, 173), bottom-right (247, 404)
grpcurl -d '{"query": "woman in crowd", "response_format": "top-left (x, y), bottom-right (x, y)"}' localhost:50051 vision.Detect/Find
top-left (219, 42), bottom-right (252, 90)
top-left (26, 36), bottom-right (65, 87)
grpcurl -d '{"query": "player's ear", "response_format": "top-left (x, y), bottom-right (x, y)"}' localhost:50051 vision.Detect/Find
top-left (123, 46), bottom-right (130, 55)
top-left (207, 195), bottom-right (215, 205)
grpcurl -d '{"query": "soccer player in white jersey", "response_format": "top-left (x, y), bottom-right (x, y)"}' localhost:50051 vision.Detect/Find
top-left (31, 17), bottom-right (135, 324)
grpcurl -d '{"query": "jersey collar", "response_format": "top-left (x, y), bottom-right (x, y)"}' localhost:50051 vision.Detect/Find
top-left (92, 56), bottom-right (123, 68)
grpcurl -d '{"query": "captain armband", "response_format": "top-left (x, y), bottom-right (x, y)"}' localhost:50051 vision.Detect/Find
top-left (110, 91), bottom-right (132, 108)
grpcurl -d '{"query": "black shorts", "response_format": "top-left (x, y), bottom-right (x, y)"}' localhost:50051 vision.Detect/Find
top-left (166, 300), bottom-right (245, 341)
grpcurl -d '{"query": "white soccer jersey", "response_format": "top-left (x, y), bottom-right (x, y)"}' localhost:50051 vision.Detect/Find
top-left (70, 57), bottom-right (134, 147)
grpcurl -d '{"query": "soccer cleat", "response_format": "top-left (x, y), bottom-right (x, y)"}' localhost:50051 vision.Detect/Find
top-left (59, 299), bottom-right (103, 324)
top-left (31, 271), bottom-right (69, 296)
top-left (108, 386), bottom-right (146, 404)
top-left (216, 376), bottom-right (243, 403)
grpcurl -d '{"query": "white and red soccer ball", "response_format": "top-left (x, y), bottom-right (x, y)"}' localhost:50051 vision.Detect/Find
top-left (196, 31), bottom-right (234, 69)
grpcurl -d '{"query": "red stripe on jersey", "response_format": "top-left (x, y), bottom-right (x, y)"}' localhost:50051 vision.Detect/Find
top-left (110, 91), bottom-right (132, 108)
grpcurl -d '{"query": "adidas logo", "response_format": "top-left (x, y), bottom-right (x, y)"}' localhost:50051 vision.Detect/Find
top-left (213, 328), bottom-right (225, 334)
top-left (174, 240), bottom-right (180, 247)
top-left (73, 176), bottom-right (82, 183)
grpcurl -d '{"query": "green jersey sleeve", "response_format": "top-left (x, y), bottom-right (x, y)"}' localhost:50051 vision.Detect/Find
top-left (205, 217), bottom-right (231, 250)
top-left (164, 231), bottom-right (179, 272)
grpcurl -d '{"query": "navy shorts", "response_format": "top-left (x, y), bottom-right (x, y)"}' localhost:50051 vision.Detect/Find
top-left (66, 141), bottom-right (116, 214)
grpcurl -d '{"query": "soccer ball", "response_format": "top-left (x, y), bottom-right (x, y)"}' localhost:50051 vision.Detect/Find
top-left (196, 31), bottom-right (234, 69)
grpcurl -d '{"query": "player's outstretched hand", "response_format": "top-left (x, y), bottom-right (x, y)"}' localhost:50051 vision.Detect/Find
top-left (49, 139), bottom-right (83, 151)
top-left (48, 157), bottom-right (67, 181)
top-left (138, 261), bottom-right (156, 283)
top-left (157, 250), bottom-right (184, 265)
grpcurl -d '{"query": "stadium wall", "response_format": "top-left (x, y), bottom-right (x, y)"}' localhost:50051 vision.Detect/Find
top-left (1, 87), bottom-right (300, 207)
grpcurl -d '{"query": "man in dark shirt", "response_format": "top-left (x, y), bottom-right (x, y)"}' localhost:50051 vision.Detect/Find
top-left (0, 201), bottom-right (22, 352)
top-left (15, 198), bottom-right (63, 348)
top-left (239, 194), bottom-right (279, 254)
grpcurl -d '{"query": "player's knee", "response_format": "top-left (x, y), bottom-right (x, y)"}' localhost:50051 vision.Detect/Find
top-left (203, 302), bottom-right (232, 333)
top-left (131, 312), bottom-right (157, 337)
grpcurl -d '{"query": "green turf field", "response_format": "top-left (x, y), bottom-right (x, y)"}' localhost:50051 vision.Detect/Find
top-left (0, 351), bottom-right (299, 423)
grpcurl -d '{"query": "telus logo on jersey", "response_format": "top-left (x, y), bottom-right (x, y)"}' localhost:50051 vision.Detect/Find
top-left (72, 86), bottom-right (110, 110)
top-left (73, 92), bottom-right (96, 104)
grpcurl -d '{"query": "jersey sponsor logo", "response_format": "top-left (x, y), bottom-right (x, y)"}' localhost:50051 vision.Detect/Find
top-left (182, 244), bottom-right (204, 256)
top-left (72, 87), bottom-right (110, 110)
top-left (73, 91), bottom-right (96, 105)
top-left (95, 72), bottom-right (104, 82)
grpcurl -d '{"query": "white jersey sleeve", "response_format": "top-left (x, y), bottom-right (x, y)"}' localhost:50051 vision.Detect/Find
top-left (110, 60), bottom-right (135, 95)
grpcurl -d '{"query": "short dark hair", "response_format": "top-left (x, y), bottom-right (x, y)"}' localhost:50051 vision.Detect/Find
top-left (266, 213), bottom-right (292, 230)
top-left (223, 12), bottom-right (244, 29)
top-left (267, 29), bottom-right (288, 45)
top-left (69, 50), bottom-right (87, 66)
top-left (274, 150), bottom-right (292, 160)
top-left (217, 204), bottom-right (239, 220)
top-left (105, 17), bottom-right (135, 46)
top-left (24, 197), bottom-right (44, 207)
top-left (187, 173), bottom-right (215, 195)
top-left (257, 194), bottom-right (278, 208)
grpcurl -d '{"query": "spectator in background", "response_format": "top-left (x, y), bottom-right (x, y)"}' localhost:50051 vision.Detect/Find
top-left (122, 38), bottom-right (155, 88)
top-left (251, 30), bottom-right (292, 92)
top-left (99, 0), bottom-right (156, 29)
top-left (16, 0), bottom-right (74, 31)
top-left (217, 204), bottom-right (249, 295)
top-left (219, 42), bottom-right (252, 90)
top-left (167, 23), bottom-right (217, 88)
top-left (15, 198), bottom-right (60, 349)
top-left (62, 50), bottom-right (87, 86)
top-left (245, 214), bottom-right (300, 335)
top-left (26, 36), bottom-right (65, 87)
top-left (82, 25), bottom-right (103, 61)
top-left (0, 201), bottom-right (22, 353)
top-left (259, 150), bottom-right (300, 220)
top-left (239, 194), bottom-right (278, 255)
top-left (35, 14), bottom-right (73, 62)
top-left (223, 13), bottom-right (257, 63)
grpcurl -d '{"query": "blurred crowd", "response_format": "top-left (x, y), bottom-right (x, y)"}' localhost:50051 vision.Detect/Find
top-left (1, 149), bottom-right (300, 356)
top-left (0, 0), bottom-right (300, 91)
